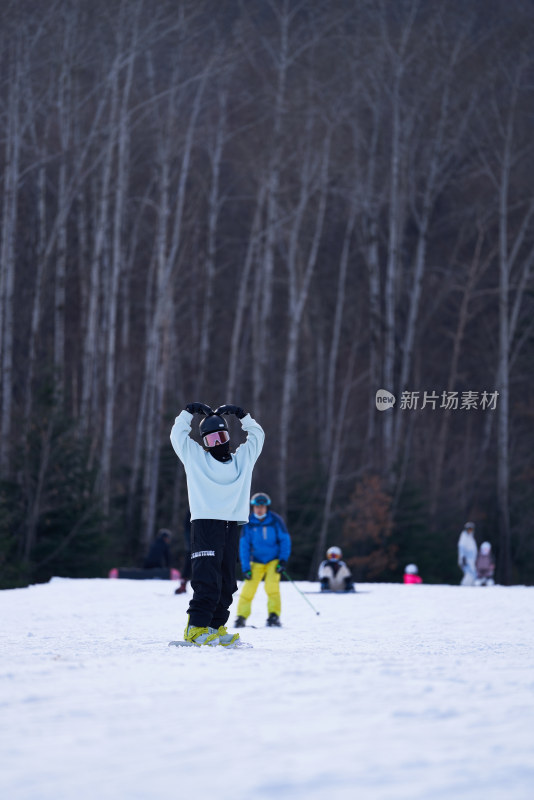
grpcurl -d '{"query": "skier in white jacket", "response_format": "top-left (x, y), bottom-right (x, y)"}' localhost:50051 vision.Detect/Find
top-left (170, 402), bottom-right (264, 647)
top-left (458, 521), bottom-right (478, 586)
top-left (318, 546), bottom-right (355, 592)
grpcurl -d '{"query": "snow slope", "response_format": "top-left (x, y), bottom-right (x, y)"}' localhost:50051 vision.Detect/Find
top-left (1, 578), bottom-right (533, 800)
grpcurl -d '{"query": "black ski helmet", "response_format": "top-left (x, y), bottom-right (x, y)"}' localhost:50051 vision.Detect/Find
top-left (199, 413), bottom-right (229, 440)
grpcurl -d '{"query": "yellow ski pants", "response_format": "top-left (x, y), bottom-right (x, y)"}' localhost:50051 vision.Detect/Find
top-left (236, 560), bottom-right (281, 618)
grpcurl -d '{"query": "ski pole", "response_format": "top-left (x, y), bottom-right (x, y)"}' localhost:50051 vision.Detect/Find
top-left (281, 569), bottom-right (320, 615)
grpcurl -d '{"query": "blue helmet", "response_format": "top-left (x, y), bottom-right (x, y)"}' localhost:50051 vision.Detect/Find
top-left (251, 492), bottom-right (271, 507)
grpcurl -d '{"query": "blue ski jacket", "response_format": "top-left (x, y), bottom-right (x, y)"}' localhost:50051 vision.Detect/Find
top-left (239, 510), bottom-right (291, 571)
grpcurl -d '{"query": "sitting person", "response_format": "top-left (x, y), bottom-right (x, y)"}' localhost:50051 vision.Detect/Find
top-left (403, 564), bottom-right (423, 584)
top-left (475, 541), bottom-right (495, 586)
top-left (108, 527), bottom-right (179, 581)
top-left (175, 514), bottom-right (192, 595)
top-left (144, 528), bottom-right (172, 569)
top-left (318, 546), bottom-right (355, 592)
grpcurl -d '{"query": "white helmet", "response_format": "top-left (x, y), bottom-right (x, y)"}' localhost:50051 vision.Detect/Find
top-left (326, 546), bottom-right (342, 561)
top-left (405, 564), bottom-right (418, 575)
top-left (480, 542), bottom-right (492, 555)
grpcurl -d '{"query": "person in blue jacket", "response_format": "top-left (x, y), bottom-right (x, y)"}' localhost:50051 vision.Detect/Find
top-left (234, 493), bottom-right (291, 628)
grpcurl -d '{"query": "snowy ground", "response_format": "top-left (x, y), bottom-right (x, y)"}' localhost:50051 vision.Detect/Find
top-left (1, 579), bottom-right (534, 800)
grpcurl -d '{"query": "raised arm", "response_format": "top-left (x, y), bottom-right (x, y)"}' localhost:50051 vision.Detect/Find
top-left (170, 403), bottom-right (212, 464)
top-left (239, 414), bottom-right (265, 463)
top-left (215, 404), bottom-right (265, 463)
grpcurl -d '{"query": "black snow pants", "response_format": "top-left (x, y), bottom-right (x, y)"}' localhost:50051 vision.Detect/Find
top-left (187, 519), bottom-right (239, 628)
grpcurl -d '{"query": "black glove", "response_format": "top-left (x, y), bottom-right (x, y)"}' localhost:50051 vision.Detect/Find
top-left (244, 570), bottom-right (252, 580)
top-left (185, 402), bottom-right (213, 416)
top-left (215, 404), bottom-right (246, 419)
top-left (276, 560), bottom-right (286, 574)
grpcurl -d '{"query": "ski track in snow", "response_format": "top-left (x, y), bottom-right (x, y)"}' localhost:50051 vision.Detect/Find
top-left (1, 579), bottom-right (534, 800)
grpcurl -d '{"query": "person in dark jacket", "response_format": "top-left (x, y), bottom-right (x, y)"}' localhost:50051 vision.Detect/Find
top-left (175, 514), bottom-right (192, 594)
top-left (144, 529), bottom-right (171, 569)
top-left (234, 493), bottom-right (291, 628)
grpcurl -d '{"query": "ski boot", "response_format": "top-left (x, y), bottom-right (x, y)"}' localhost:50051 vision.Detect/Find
top-left (183, 615), bottom-right (219, 646)
top-left (234, 616), bottom-right (246, 628)
top-left (174, 580), bottom-right (187, 595)
top-left (266, 613), bottom-right (281, 627)
top-left (216, 626), bottom-right (240, 648)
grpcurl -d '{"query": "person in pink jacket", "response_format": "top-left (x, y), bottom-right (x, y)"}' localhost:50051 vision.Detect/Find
top-left (475, 542), bottom-right (495, 586)
top-left (403, 564), bottom-right (423, 584)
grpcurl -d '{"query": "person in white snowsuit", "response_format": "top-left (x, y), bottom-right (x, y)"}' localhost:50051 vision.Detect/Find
top-left (458, 521), bottom-right (478, 586)
top-left (318, 546), bottom-right (355, 592)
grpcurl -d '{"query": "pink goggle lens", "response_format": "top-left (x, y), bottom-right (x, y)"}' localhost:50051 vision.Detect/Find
top-left (203, 430), bottom-right (230, 447)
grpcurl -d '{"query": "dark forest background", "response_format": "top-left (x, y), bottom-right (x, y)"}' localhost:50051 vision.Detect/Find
top-left (1, 0), bottom-right (533, 589)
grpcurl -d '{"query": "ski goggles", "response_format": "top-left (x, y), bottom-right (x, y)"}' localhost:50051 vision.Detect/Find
top-left (251, 495), bottom-right (270, 506)
top-left (202, 430), bottom-right (230, 448)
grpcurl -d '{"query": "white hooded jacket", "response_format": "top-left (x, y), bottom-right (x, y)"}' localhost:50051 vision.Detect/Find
top-left (318, 560), bottom-right (352, 591)
top-left (170, 410), bottom-right (264, 524)
top-left (457, 529), bottom-right (478, 571)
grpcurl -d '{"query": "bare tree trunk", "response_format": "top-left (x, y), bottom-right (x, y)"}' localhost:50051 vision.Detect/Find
top-left (21, 163), bottom-right (49, 562)
top-left (54, 159), bottom-right (68, 408)
top-left (382, 69), bottom-right (401, 472)
top-left (493, 61), bottom-right (534, 585)
top-left (252, 4), bottom-right (289, 415)
top-left (321, 202), bottom-right (357, 467)
top-left (23, 420), bottom-right (53, 563)
top-left (74, 188), bottom-right (88, 418)
top-left (197, 85), bottom-right (227, 394)
top-left (0, 56), bottom-right (21, 478)
top-left (430, 229), bottom-right (485, 517)
top-left (277, 133), bottom-right (331, 515)
top-left (126, 361), bottom-right (149, 531)
top-left (54, 45), bottom-right (73, 409)
top-left (226, 181), bottom-right (266, 399)
top-left (24, 165), bottom-right (47, 427)
top-left (497, 101), bottom-right (513, 585)
top-left (356, 98), bottom-right (382, 469)
top-left (366, 219), bottom-right (381, 466)
top-left (378, 1), bottom-right (418, 475)
top-left (393, 43), bottom-right (464, 465)
top-left (100, 20), bottom-right (137, 514)
top-left (80, 60), bottom-right (120, 436)
top-left (141, 63), bottom-right (209, 548)
top-left (309, 347), bottom-right (364, 579)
